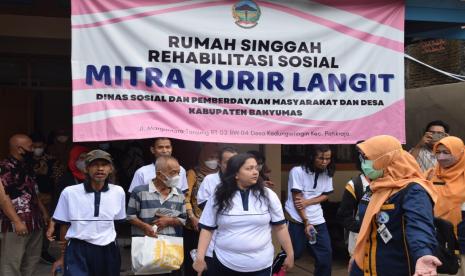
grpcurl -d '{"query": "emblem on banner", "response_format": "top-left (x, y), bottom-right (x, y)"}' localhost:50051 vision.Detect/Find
top-left (232, 0), bottom-right (261, 28)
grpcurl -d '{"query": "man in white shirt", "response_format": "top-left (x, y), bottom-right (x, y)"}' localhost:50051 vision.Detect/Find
top-left (51, 150), bottom-right (126, 276)
top-left (197, 147), bottom-right (238, 207)
top-left (195, 146), bottom-right (238, 270)
top-left (128, 138), bottom-right (188, 193)
top-left (284, 145), bottom-right (334, 276)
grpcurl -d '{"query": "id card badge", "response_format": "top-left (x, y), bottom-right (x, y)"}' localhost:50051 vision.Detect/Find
top-left (377, 223), bottom-right (393, 244)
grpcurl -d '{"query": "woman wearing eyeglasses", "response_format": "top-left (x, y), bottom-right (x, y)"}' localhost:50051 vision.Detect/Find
top-left (350, 135), bottom-right (440, 276)
top-left (427, 136), bottom-right (465, 276)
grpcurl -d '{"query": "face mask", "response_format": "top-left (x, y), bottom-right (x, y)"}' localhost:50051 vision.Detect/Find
top-left (436, 153), bottom-right (456, 168)
top-left (163, 174), bottom-right (180, 188)
top-left (257, 164), bottom-right (264, 171)
top-left (99, 143), bottom-right (110, 150)
top-left (204, 160), bottom-right (218, 170)
top-left (33, 148), bottom-right (44, 157)
top-left (57, 136), bottom-right (69, 143)
top-left (20, 148), bottom-right (34, 164)
top-left (361, 159), bottom-right (384, 180)
top-left (75, 160), bottom-right (86, 172)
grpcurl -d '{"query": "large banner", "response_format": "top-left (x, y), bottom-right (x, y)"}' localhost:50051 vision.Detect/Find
top-left (72, 0), bottom-right (405, 144)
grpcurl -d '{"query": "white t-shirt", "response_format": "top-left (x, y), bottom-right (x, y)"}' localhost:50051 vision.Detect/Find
top-left (197, 172), bottom-right (221, 205)
top-left (53, 183), bottom-right (126, 246)
top-left (128, 163), bottom-right (188, 193)
top-left (199, 187), bottom-right (285, 272)
top-left (284, 166), bottom-right (333, 225)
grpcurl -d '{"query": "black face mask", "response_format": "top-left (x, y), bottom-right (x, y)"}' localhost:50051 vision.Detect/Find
top-left (19, 147), bottom-right (34, 164)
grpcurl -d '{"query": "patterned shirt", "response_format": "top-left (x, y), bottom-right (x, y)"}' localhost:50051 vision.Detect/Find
top-left (413, 146), bottom-right (437, 172)
top-left (0, 156), bottom-right (44, 232)
top-left (127, 183), bottom-right (186, 237)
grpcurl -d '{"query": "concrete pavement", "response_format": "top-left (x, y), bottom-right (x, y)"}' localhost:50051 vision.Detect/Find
top-left (35, 238), bottom-right (349, 276)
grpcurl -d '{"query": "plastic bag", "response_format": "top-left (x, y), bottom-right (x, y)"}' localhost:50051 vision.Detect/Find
top-left (131, 233), bottom-right (184, 275)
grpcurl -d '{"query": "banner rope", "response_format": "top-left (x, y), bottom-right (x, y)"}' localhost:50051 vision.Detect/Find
top-left (404, 53), bottom-right (465, 82)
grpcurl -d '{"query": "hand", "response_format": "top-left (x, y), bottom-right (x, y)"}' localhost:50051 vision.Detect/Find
top-left (294, 197), bottom-right (308, 210)
top-left (13, 220), bottom-right (28, 236)
top-left (51, 256), bottom-right (64, 275)
top-left (143, 223), bottom-right (157, 238)
top-left (348, 257), bottom-right (355, 273)
top-left (419, 132), bottom-right (433, 147)
top-left (264, 180), bottom-right (275, 188)
top-left (35, 161), bottom-right (48, 175)
top-left (282, 254), bottom-right (294, 271)
top-left (413, 255), bottom-right (441, 276)
top-left (304, 223), bottom-right (315, 239)
top-left (193, 258), bottom-right (207, 275)
top-left (190, 216), bottom-right (200, 232)
top-left (152, 215), bottom-right (174, 231)
top-left (46, 220), bottom-right (55, 241)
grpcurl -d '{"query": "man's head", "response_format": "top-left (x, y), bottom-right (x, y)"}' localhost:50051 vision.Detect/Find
top-left (155, 156), bottom-right (180, 189)
top-left (302, 144), bottom-right (335, 177)
top-left (85, 150), bottom-right (113, 184)
top-left (424, 120), bottom-right (450, 148)
top-left (9, 134), bottom-right (33, 161)
top-left (150, 138), bottom-right (172, 159)
top-left (219, 147), bottom-right (239, 174)
top-left (30, 133), bottom-right (46, 157)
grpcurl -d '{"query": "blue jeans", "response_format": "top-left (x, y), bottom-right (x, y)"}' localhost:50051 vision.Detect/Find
top-left (288, 221), bottom-right (332, 276)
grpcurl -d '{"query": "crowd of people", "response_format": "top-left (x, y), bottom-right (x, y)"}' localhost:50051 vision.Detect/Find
top-left (0, 119), bottom-right (463, 276)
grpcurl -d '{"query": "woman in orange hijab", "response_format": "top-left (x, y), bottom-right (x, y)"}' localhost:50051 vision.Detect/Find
top-left (349, 135), bottom-right (440, 276)
top-left (428, 136), bottom-right (465, 276)
top-left (429, 136), bottom-right (465, 231)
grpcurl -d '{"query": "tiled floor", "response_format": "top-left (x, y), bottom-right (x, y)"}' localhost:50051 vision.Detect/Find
top-left (35, 239), bottom-right (349, 275)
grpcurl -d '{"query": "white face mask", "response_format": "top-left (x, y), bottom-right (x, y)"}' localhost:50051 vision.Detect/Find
top-left (204, 160), bottom-right (218, 170)
top-left (75, 160), bottom-right (86, 172)
top-left (33, 148), bottom-right (44, 157)
top-left (163, 174), bottom-right (180, 188)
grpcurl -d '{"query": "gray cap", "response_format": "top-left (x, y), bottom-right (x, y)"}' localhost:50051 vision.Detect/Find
top-left (85, 149), bottom-right (112, 165)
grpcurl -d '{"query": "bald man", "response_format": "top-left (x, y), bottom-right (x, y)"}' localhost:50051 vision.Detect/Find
top-left (127, 156), bottom-right (186, 275)
top-left (0, 134), bottom-right (49, 276)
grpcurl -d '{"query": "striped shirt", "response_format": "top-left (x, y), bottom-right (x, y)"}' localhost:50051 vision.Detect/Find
top-left (127, 183), bottom-right (186, 237)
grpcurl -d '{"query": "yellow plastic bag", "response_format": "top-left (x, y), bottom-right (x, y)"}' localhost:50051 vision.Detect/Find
top-left (131, 234), bottom-right (184, 275)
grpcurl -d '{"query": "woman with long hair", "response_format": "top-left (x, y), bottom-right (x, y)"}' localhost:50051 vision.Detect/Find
top-left (193, 153), bottom-right (294, 276)
top-left (350, 135), bottom-right (440, 275)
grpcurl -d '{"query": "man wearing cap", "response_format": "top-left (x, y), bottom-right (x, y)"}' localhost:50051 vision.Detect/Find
top-left (51, 150), bottom-right (126, 276)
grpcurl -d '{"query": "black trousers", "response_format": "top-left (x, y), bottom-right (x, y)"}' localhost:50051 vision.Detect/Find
top-left (207, 252), bottom-right (272, 276)
top-left (64, 239), bottom-right (120, 276)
